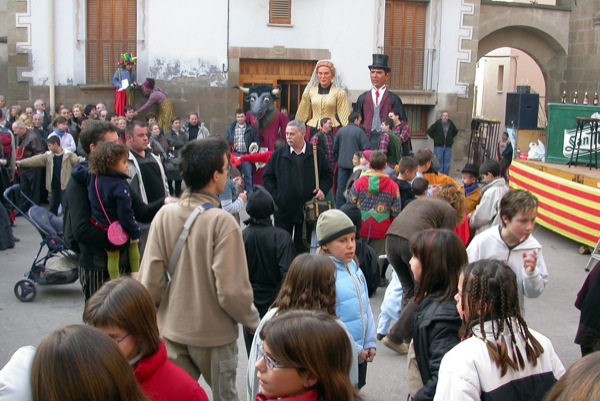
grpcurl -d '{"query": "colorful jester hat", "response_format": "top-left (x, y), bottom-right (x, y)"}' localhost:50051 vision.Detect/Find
top-left (118, 53), bottom-right (137, 68)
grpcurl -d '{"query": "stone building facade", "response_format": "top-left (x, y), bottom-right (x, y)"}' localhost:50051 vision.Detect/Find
top-left (0, 0), bottom-right (596, 173)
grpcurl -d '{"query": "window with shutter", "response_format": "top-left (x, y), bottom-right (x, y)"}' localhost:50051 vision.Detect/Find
top-left (270, 0), bottom-right (291, 24)
top-left (384, 1), bottom-right (427, 90)
top-left (86, 0), bottom-right (137, 84)
top-left (404, 105), bottom-right (429, 137)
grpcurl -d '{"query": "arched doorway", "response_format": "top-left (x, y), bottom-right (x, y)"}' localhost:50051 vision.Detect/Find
top-left (476, 2), bottom-right (569, 117)
top-left (474, 47), bottom-right (547, 133)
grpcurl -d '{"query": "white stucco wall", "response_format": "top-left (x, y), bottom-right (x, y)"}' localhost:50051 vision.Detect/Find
top-left (25, 0), bottom-right (228, 86)
top-left (493, 0), bottom-right (556, 5)
top-left (437, 0), bottom-right (474, 96)
top-left (230, 0), bottom-right (379, 91)
top-left (25, 0), bottom-right (79, 85)
top-left (144, 0), bottom-right (227, 83)
top-left (22, 0), bottom-right (469, 102)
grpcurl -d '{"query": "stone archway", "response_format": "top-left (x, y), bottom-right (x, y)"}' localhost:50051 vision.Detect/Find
top-left (478, 27), bottom-right (566, 105)
top-left (477, 4), bottom-right (570, 103)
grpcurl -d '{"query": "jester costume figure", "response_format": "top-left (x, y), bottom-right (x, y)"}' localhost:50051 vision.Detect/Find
top-left (113, 53), bottom-right (137, 116)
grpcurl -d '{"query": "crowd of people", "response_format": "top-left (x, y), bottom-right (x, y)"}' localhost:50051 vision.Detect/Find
top-left (0, 52), bottom-right (598, 401)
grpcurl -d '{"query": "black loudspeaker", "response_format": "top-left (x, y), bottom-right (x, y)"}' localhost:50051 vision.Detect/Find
top-left (505, 92), bottom-right (539, 129)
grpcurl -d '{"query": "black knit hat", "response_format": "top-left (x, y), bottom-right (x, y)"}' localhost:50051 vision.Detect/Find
top-left (246, 185), bottom-right (277, 219)
top-left (339, 203), bottom-right (362, 232)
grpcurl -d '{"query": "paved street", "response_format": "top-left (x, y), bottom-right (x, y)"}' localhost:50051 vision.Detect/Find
top-left (0, 214), bottom-right (589, 400)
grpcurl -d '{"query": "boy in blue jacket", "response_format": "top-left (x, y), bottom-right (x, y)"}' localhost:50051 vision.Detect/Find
top-left (316, 209), bottom-right (376, 389)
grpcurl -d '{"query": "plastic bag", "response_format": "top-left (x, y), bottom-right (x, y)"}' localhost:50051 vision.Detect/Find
top-left (528, 140), bottom-right (546, 161)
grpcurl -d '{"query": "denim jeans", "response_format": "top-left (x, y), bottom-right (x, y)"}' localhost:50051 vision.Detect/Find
top-left (434, 146), bottom-right (452, 175)
top-left (335, 166), bottom-right (353, 209)
top-left (235, 152), bottom-right (253, 191)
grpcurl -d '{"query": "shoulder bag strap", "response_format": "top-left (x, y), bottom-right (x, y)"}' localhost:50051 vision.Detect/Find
top-left (166, 202), bottom-right (213, 278)
top-left (94, 176), bottom-right (112, 225)
top-left (312, 143), bottom-right (319, 192)
top-left (149, 136), bottom-right (169, 161)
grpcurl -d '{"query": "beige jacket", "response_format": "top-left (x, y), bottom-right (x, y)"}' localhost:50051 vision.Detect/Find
top-left (139, 191), bottom-right (260, 347)
top-left (17, 150), bottom-right (84, 192)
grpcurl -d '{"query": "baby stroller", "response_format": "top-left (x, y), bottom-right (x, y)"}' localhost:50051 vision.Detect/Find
top-left (3, 184), bottom-right (79, 302)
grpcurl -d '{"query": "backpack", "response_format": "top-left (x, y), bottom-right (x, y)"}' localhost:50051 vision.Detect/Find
top-left (356, 237), bottom-right (380, 297)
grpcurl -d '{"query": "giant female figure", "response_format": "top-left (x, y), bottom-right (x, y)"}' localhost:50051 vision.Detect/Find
top-left (295, 60), bottom-right (351, 139)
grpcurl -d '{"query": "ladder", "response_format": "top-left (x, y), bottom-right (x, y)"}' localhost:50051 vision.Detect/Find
top-left (585, 238), bottom-right (600, 272)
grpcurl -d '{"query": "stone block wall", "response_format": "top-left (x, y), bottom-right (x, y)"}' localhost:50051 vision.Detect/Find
top-left (563, 0), bottom-right (600, 97)
top-left (30, 82), bottom-right (231, 136)
top-left (5, 0), bottom-right (29, 104)
top-left (0, 0), bottom-right (8, 98)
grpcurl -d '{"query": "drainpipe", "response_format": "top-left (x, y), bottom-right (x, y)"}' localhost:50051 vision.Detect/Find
top-left (222, 0), bottom-right (229, 73)
top-left (48, 0), bottom-right (56, 116)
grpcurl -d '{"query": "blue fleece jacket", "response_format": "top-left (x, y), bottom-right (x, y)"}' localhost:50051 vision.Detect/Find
top-left (329, 255), bottom-right (377, 355)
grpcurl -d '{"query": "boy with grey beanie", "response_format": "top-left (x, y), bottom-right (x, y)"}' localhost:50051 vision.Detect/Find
top-left (316, 209), bottom-right (377, 389)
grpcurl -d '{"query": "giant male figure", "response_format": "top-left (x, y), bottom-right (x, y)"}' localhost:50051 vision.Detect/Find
top-left (355, 54), bottom-right (407, 149)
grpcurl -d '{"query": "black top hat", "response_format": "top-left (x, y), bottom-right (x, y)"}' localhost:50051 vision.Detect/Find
top-left (368, 54), bottom-right (391, 72)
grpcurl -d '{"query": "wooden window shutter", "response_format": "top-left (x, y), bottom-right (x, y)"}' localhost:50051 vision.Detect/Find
top-left (87, 0), bottom-right (100, 84)
top-left (384, 1), bottom-right (427, 90)
top-left (270, 0), bottom-right (291, 24)
top-left (86, 0), bottom-right (137, 84)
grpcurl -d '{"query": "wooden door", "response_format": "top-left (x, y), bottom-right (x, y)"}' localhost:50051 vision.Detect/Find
top-left (239, 59), bottom-right (315, 115)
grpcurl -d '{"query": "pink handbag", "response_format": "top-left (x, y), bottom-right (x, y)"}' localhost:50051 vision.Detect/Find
top-left (95, 177), bottom-right (130, 246)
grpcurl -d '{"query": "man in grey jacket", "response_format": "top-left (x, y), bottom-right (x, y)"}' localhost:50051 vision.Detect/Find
top-left (333, 112), bottom-right (369, 208)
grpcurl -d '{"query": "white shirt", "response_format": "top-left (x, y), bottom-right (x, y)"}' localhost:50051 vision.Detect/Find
top-left (371, 86), bottom-right (387, 106)
top-left (289, 142), bottom-right (307, 155)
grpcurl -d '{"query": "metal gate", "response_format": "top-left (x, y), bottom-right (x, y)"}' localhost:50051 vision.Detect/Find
top-left (467, 118), bottom-right (501, 167)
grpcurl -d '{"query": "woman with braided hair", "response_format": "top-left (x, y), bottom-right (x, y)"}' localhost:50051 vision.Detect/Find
top-left (434, 259), bottom-right (565, 401)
